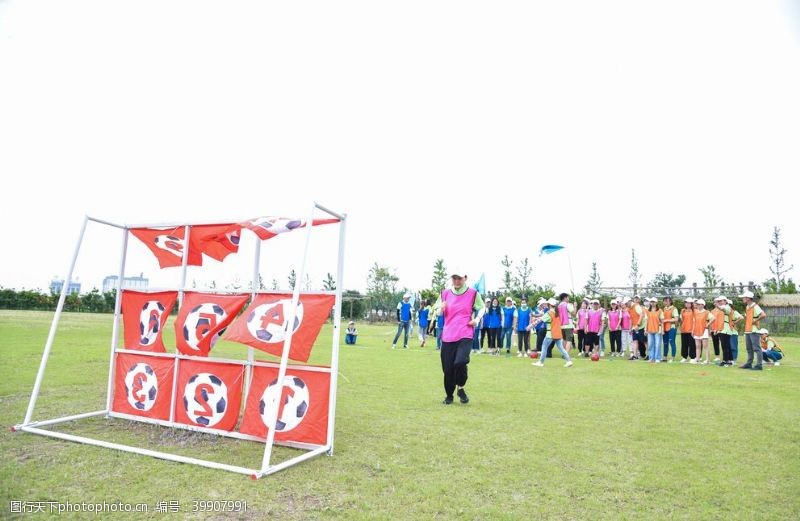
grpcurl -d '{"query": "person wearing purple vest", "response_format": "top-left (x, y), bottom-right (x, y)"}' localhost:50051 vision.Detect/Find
top-left (433, 268), bottom-right (485, 405)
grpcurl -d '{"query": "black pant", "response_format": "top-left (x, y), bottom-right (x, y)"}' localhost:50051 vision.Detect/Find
top-left (487, 328), bottom-right (500, 348)
top-left (480, 328), bottom-right (489, 348)
top-left (536, 329), bottom-right (546, 353)
top-left (712, 333), bottom-right (721, 356)
top-left (636, 329), bottom-right (646, 357)
top-left (719, 333), bottom-right (731, 362)
top-left (577, 329), bottom-right (586, 353)
top-left (517, 331), bottom-right (530, 352)
top-left (609, 330), bottom-right (621, 352)
top-left (441, 338), bottom-right (472, 398)
top-left (681, 332), bottom-right (695, 359)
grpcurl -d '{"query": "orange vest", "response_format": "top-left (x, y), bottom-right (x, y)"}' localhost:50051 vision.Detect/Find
top-left (629, 305), bottom-right (642, 330)
top-left (663, 306), bottom-right (676, 332)
top-left (728, 308), bottom-right (737, 334)
top-left (549, 309), bottom-right (563, 340)
top-left (692, 309), bottom-right (709, 337)
top-left (711, 308), bottom-right (725, 332)
top-left (680, 308), bottom-right (694, 333)
top-left (744, 304), bottom-right (762, 333)
top-left (646, 309), bottom-right (661, 333)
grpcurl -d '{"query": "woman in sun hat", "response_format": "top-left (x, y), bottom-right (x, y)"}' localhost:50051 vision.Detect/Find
top-left (679, 298), bottom-right (695, 362)
top-left (620, 298), bottom-right (633, 358)
top-left (628, 295), bottom-right (646, 360)
top-left (433, 268), bottom-right (485, 404)
top-left (576, 299), bottom-right (590, 356)
top-left (727, 299), bottom-right (744, 362)
top-left (533, 298), bottom-right (548, 355)
top-left (607, 299), bottom-right (623, 356)
top-left (644, 298), bottom-right (663, 363)
top-left (661, 296), bottom-right (678, 362)
top-left (759, 328), bottom-right (784, 366)
top-left (691, 298), bottom-right (714, 364)
top-left (585, 299), bottom-right (603, 356)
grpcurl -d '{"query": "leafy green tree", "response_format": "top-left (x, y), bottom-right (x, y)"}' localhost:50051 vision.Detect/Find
top-left (648, 272), bottom-right (686, 295)
top-left (766, 226), bottom-right (795, 293)
top-left (699, 265), bottom-right (723, 288)
top-left (500, 255), bottom-right (516, 294)
top-left (628, 249), bottom-right (641, 292)
top-left (584, 262), bottom-right (603, 296)
top-left (323, 273), bottom-right (336, 291)
top-left (431, 259), bottom-right (448, 293)
top-left (366, 263), bottom-right (399, 314)
top-left (515, 257), bottom-right (533, 296)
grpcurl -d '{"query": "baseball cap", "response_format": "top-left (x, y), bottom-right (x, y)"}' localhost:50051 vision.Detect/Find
top-left (547, 297), bottom-right (558, 306)
top-left (739, 290), bottom-right (754, 299)
top-left (695, 298), bottom-right (706, 306)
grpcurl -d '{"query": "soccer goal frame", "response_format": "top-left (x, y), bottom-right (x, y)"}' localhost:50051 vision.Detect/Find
top-left (12, 202), bottom-right (347, 479)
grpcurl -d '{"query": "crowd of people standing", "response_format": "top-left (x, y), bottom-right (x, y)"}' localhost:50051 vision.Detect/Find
top-left (408, 290), bottom-right (782, 370)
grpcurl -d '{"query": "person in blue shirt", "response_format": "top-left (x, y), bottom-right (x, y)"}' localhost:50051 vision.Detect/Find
top-left (435, 308), bottom-right (445, 350)
top-left (501, 297), bottom-right (517, 355)
top-left (392, 293), bottom-right (413, 349)
top-left (515, 297), bottom-right (532, 357)
top-left (484, 297), bottom-right (503, 355)
top-left (417, 299), bottom-right (431, 347)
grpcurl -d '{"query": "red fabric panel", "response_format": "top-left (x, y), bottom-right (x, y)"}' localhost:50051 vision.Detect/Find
top-left (173, 360), bottom-right (244, 431)
top-left (121, 290), bottom-right (178, 353)
top-left (239, 365), bottom-right (330, 445)
top-left (223, 293), bottom-right (334, 362)
top-left (112, 352), bottom-right (175, 420)
top-left (173, 292), bottom-right (249, 356)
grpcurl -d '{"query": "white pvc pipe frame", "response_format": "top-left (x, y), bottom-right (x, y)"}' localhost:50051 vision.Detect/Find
top-left (12, 203), bottom-right (347, 480)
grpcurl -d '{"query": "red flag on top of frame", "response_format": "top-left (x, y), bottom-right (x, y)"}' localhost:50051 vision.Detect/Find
top-left (239, 365), bottom-right (331, 445)
top-left (189, 224), bottom-right (241, 262)
top-left (223, 293), bottom-right (335, 362)
top-left (112, 352), bottom-right (175, 420)
top-left (121, 290), bottom-right (178, 353)
top-left (173, 360), bottom-right (244, 431)
top-left (238, 216), bottom-right (339, 241)
top-left (174, 292), bottom-right (250, 357)
top-left (130, 227), bottom-right (203, 269)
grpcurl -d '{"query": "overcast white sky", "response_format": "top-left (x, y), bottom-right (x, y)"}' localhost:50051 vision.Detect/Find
top-left (1, 0), bottom-right (798, 295)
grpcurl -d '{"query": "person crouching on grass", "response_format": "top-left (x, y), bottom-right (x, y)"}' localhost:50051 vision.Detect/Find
top-left (434, 269), bottom-right (485, 405)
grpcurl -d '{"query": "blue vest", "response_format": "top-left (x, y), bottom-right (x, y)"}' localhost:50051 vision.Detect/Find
top-left (418, 308), bottom-right (430, 327)
top-left (503, 306), bottom-right (515, 328)
top-left (486, 308), bottom-right (502, 328)
top-left (399, 302), bottom-right (411, 321)
top-left (517, 307), bottom-right (531, 331)
top-left (437, 313), bottom-right (445, 328)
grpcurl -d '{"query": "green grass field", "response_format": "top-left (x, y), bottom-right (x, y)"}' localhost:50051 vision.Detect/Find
top-left (1, 310), bottom-right (799, 520)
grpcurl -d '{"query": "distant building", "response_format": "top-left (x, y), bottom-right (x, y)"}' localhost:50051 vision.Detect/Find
top-left (102, 273), bottom-right (149, 293)
top-left (50, 279), bottom-right (81, 295)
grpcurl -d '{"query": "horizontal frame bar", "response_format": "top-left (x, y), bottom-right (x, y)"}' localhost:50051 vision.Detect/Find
top-left (107, 411), bottom-right (324, 451)
top-left (114, 349), bottom-right (333, 373)
top-left (13, 410), bottom-right (107, 431)
top-left (313, 202), bottom-right (346, 221)
top-left (86, 216), bottom-right (126, 229)
top-left (20, 426), bottom-right (258, 476)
